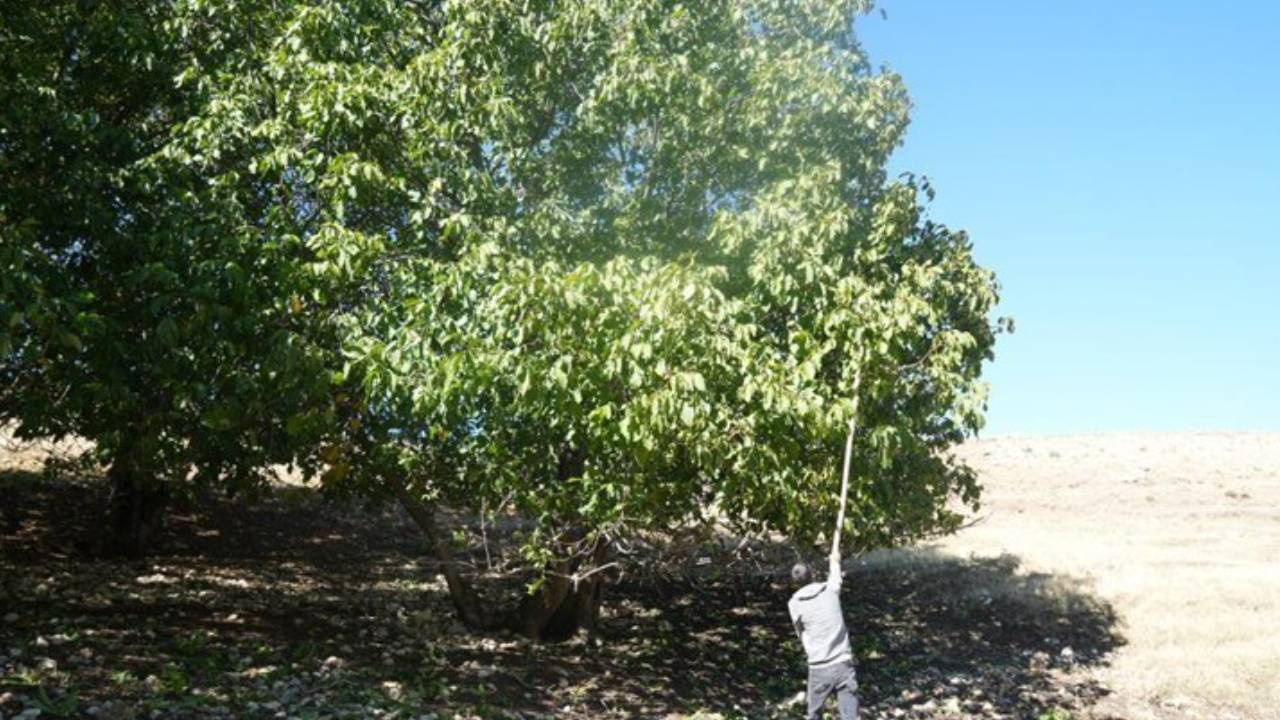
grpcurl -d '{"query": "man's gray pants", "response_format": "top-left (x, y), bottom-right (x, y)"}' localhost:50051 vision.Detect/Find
top-left (805, 659), bottom-right (858, 720)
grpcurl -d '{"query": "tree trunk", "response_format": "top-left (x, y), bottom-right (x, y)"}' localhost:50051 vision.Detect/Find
top-left (539, 569), bottom-right (605, 641)
top-left (387, 476), bottom-right (610, 641)
top-left (511, 537), bottom-right (609, 641)
top-left (513, 444), bottom-right (606, 641)
top-left (102, 458), bottom-right (168, 557)
top-left (386, 476), bottom-right (504, 631)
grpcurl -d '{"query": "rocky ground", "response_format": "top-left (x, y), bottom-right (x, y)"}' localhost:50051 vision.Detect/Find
top-left (0, 440), bottom-right (1120, 719)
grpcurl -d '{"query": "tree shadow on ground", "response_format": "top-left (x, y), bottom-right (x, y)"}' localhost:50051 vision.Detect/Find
top-left (493, 546), bottom-right (1124, 719)
top-left (1, 469), bottom-right (1123, 719)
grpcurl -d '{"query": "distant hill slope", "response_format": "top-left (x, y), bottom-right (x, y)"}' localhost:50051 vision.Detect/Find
top-left (944, 432), bottom-right (1280, 720)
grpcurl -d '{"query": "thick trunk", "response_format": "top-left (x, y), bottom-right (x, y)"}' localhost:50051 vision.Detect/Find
top-left (517, 445), bottom-right (606, 641)
top-left (538, 570), bottom-right (604, 641)
top-left (387, 476), bottom-right (609, 641)
top-left (102, 459), bottom-right (168, 557)
top-left (386, 476), bottom-right (503, 631)
top-left (512, 537), bottom-right (608, 641)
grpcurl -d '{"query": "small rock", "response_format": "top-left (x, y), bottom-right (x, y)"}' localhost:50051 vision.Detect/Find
top-left (34, 636), bottom-right (49, 648)
top-left (1060, 646), bottom-right (1075, 661)
top-left (38, 657), bottom-right (58, 671)
top-left (15, 709), bottom-right (43, 720)
top-left (2, 612), bottom-right (17, 623)
top-left (135, 573), bottom-right (171, 585)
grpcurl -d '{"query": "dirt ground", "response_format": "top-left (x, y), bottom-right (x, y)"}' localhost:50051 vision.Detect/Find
top-left (1, 431), bottom-right (1275, 719)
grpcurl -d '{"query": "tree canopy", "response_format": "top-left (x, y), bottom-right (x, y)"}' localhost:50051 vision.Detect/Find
top-left (0, 0), bottom-right (337, 552)
top-left (2, 0), bottom-right (1002, 635)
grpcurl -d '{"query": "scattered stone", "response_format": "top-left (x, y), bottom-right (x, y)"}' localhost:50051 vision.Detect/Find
top-left (2, 612), bottom-right (17, 623)
top-left (135, 573), bottom-right (171, 585)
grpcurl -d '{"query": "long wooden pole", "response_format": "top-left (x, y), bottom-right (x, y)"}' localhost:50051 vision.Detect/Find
top-left (832, 366), bottom-right (863, 558)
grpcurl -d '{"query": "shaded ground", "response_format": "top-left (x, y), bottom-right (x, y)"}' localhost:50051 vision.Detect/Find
top-left (2, 466), bottom-right (1122, 719)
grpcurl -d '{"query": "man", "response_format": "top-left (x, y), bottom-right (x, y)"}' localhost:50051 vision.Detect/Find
top-left (788, 546), bottom-right (858, 720)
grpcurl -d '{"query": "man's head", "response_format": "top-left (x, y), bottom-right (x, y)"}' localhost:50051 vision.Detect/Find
top-left (790, 561), bottom-right (812, 587)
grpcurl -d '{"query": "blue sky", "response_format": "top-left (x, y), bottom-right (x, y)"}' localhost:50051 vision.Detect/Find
top-left (857, 1), bottom-right (1280, 435)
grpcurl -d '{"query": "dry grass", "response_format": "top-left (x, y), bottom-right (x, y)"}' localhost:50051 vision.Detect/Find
top-left (939, 432), bottom-right (1280, 720)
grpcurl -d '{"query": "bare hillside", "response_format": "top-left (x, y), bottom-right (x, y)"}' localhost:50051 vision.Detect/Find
top-left (941, 432), bottom-right (1280, 720)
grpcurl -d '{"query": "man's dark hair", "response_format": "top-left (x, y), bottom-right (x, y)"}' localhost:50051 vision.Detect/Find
top-left (791, 561), bottom-right (812, 587)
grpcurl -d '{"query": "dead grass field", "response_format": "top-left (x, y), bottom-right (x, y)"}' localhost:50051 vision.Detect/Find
top-left (940, 432), bottom-right (1280, 720)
